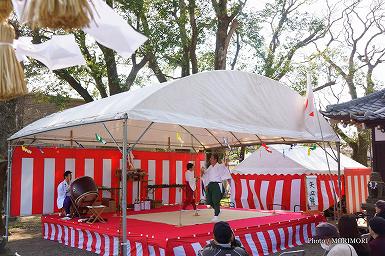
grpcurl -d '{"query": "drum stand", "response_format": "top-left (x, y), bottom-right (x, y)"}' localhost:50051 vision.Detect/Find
top-left (70, 197), bottom-right (82, 218)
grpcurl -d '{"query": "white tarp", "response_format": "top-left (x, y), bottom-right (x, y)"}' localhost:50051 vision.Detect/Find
top-left (11, 0), bottom-right (147, 58)
top-left (233, 144), bottom-right (365, 175)
top-left (9, 71), bottom-right (339, 148)
top-left (14, 35), bottom-right (86, 70)
top-left (83, 0), bottom-right (148, 58)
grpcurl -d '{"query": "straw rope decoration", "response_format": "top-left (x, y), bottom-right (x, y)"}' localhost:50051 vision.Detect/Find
top-left (0, 0), bottom-right (13, 22)
top-left (24, 0), bottom-right (94, 30)
top-left (0, 22), bottom-right (27, 100)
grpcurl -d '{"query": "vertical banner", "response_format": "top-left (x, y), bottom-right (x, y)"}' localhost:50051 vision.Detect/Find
top-left (305, 175), bottom-right (319, 211)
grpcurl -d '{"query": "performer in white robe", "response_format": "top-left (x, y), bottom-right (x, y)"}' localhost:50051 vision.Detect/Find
top-left (57, 171), bottom-right (72, 217)
top-left (201, 154), bottom-right (232, 222)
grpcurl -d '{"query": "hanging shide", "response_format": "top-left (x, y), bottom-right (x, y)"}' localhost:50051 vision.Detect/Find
top-left (0, 22), bottom-right (27, 100)
top-left (0, 0), bottom-right (13, 22)
top-left (24, 0), bottom-right (94, 30)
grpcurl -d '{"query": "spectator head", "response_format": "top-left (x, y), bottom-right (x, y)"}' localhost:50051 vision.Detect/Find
top-left (375, 200), bottom-right (385, 215)
top-left (186, 163), bottom-right (194, 170)
top-left (213, 221), bottom-right (233, 244)
top-left (315, 222), bottom-right (340, 250)
top-left (64, 171), bottom-right (72, 181)
top-left (337, 214), bottom-right (360, 239)
top-left (369, 216), bottom-right (385, 239)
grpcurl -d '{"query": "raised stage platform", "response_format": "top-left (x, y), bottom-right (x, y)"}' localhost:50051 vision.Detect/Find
top-left (41, 206), bottom-right (325, 256)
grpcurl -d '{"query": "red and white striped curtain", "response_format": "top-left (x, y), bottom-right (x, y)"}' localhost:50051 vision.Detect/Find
top-left (11, 147), bottom-right (205, 217)
top-left (344, 168), bottom-right (371, 213)
top-left (231, 173), bottom-right (343, 212)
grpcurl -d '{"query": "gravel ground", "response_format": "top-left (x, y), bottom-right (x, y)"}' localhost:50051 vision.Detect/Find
top-left (0, 216), bottom-right (96, 256)
top-left (0, 216), bottom-right (324, 256)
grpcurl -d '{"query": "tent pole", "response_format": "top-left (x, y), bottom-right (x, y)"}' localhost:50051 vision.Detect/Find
top-left (103, 123), bottom-right (122, 153)
top-left (337, 141), bottom-right (342, 219)
top-left (121, 116), bottom-right (128, 256)
top-left (315, 104), bottom-right (338, 221)
top-left (120, 119), bottom-right (152, 255)
top-left (5, 142), bottom-right (13, 242)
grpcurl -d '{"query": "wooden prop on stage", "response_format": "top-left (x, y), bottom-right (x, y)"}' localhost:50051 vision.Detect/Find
top-left (24, 0), bottom-right (94, 30)
top-left (86, 205), bottom-right (106, 224)
top-left (0, 0), bottom-right (12, 22)
top-left (116, 168), bottom-right (148, 207)
top-left (0, 22), bottom-right (27, 100)
top-left (147, 184), bottom-right (185, 201)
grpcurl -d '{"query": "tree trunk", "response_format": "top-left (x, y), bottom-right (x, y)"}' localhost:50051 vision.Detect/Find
top-left (148, 53), bottom-right (167, 83)
top-left (212, 0), bottom-right (241, 70)
top-left (351, 130), bottom-right (370, 166)
top-left (188, 0), bottom-right (198, 74)
top-left (98, 44), bottom-right (122, 95)
top-left (346, 79), bottom-right (358, 100)
top-left (214, 18), bottom-right (230, 70)
top-left (366, 65), bottom-right (375, 95)
top-left (0, 99), bottom-right (23, 236)
top-left (0, 162), bottom-right (6, 236)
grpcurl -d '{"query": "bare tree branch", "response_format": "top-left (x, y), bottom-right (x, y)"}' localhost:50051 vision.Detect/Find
top-left (231, 31), bottom-right (241, 70)
top-left (313, 81), bottom-right (336, 92)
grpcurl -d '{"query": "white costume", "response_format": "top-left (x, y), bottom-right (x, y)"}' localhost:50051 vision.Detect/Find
top-left (185, 169), bottom-right (196, 191)
top-left (57, 180), bottom-right (71, 209)
top-left (202, 163), bottom-right (232, 187)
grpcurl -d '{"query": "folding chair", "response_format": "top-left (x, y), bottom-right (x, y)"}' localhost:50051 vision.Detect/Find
top-left (86, 205), bottom-right (106, 224)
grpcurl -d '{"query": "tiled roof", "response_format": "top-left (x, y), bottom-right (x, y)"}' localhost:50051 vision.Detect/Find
top-left (322, 89), bottom-right (385, 122)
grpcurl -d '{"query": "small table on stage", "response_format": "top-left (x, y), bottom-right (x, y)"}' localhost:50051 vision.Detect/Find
top-left (147, 184), bottom-right (185, 199)
top-left (87, 205), bottom-right (106, 224)
top-left (98, 186), bottom-right (121, 210)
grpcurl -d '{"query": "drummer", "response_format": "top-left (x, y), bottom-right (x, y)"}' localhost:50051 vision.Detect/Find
top-left (57, 171), bottom-right (72, 217)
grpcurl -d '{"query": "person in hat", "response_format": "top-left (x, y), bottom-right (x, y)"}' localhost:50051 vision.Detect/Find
top-left (368, 216), bottom-right (385, 256)
top-left (375, 200), bottom-right (385, 219)
top-left (198, 221), bottom-right (249, 256)
top-left (315, 222), bottom-right (358, 256)
top-left (201, 153), bottom-right (232, 222)
top-left (57, 170), bottom-right (73, 218)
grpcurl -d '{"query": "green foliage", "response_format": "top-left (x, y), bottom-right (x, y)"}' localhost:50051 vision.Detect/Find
top-left (240, 0), bottom-right (327, 80)
top-left (18, 0), bottom-right (331, 102)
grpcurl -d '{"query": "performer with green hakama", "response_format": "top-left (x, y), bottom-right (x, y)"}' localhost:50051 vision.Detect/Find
top-left (201, 154), bottom-right (232, 222)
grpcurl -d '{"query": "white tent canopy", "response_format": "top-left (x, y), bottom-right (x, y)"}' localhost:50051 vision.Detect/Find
top-left (9, 70), bottom-right (339, 148)
top-left (233, 144), bottom-right (365, 175)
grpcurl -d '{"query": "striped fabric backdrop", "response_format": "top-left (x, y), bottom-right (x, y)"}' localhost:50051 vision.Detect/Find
top-left (231, 174), bottom-right (343, 212)
top-left (42, 214), bottom-right (324, 256)
top-left (165, 214), bottom-right (323, 256)
top-left (344, 168), bottom-right (371, 214)
top-left (167, 222), bottom-right (317, 256)
top-left (42, 221), bottom-right (120, 256)
top-left (11, 147), bottom-right (205, 217)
